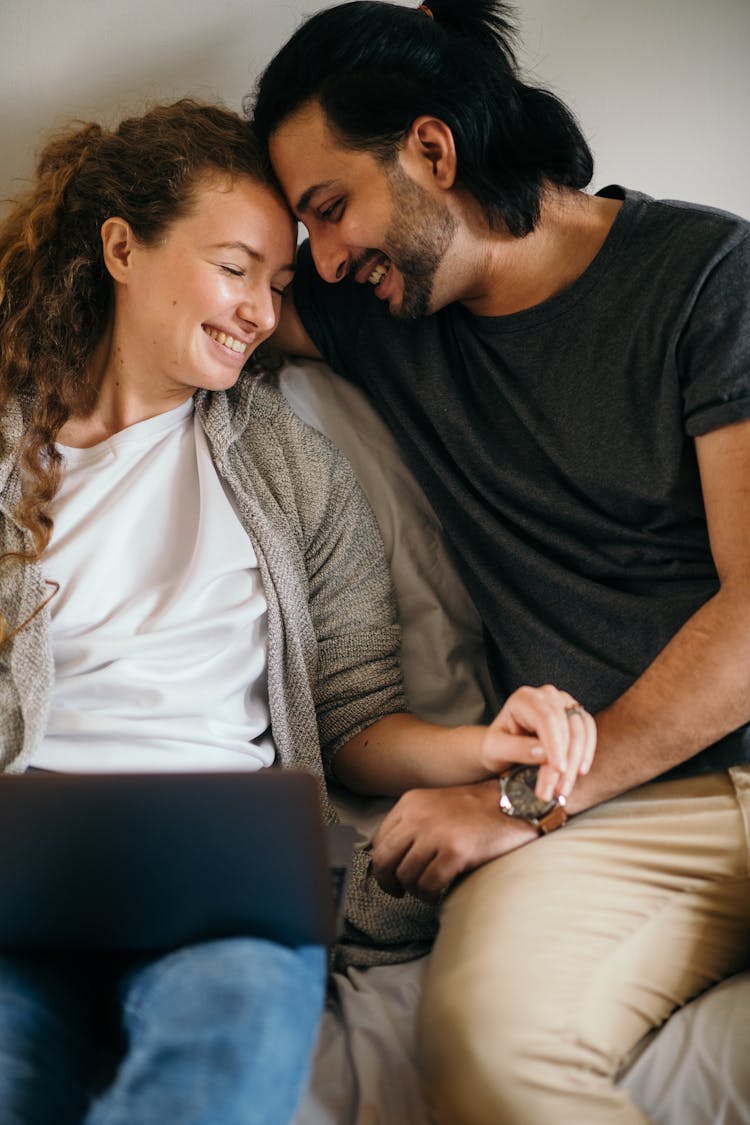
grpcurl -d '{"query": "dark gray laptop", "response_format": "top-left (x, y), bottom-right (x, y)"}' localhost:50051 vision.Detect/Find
top-left (0, 770), bottom-right (354, 951)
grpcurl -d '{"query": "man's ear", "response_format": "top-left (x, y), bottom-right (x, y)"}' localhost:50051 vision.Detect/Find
top-left (400, 116), bottom-right (457, 190)
top-left (100, 217), bottom-right (136, 283)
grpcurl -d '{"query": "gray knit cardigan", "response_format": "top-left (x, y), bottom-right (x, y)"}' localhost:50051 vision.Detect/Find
top-left (0, 371), bottom-right (436, 969)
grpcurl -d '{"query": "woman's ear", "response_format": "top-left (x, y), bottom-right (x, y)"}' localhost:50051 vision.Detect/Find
top-left (400, 116), bottom-right (457, 191)
top-left (100, 217), bottom-right (135, 282)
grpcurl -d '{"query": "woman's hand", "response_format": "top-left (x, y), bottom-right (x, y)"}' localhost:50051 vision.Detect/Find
top-left (333, 686), bottom-right (595, 799)
top-left (480, 684), bottom-right (596, 801)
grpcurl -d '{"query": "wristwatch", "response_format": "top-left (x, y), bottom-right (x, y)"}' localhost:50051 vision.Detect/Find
top-left (498, 765), bottom-right (568, 835)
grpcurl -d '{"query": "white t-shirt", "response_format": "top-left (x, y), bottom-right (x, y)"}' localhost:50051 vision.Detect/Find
top-left (30, 399), bottom-right (276, 772)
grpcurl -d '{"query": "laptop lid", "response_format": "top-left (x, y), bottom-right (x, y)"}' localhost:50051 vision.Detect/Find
top-left (0, 770), bottom-right (354, 952)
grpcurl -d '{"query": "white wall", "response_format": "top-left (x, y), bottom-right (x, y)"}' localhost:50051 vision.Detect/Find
top-left (1, 0), bottom-right (748, 219)
top-left (516, 0), bottom-right (750, 215)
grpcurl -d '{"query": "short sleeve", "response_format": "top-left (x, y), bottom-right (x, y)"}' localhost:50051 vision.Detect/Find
top-left (680, 226), bottom-right (750, 437)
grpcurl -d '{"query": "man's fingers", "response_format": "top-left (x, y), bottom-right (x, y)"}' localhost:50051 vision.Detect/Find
top-left (394, 842), bottom-right (443, 901)
top-left (392, 835), bottom-right (468, 901)
top-left (373, 863), bottom-right (405, 898)
top-left (370, 820), bottom-right (413, 898)
top-left (372, 796), bottom-right (467, 900)
top-left (404, 851), bottom-right (455, 902)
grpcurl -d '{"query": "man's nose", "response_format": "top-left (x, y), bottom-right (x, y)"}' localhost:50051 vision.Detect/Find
top-left (310, 229), bottom-right (349, 284)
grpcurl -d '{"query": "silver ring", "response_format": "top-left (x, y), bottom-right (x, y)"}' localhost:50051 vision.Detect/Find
top-left (565, 703), bottom-right (585, 719)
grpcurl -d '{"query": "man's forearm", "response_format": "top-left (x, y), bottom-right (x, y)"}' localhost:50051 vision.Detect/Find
top-left (567, 581), bottom-right (750, 814)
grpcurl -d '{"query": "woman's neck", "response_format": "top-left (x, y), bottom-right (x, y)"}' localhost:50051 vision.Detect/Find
top-left (56, 326), bottom-right (194, 449)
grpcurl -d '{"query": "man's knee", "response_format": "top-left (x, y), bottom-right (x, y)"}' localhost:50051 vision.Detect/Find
top-left (417, 956), bottom-right (649, 1125)
top-left (418, 960), bottom-right (540, 1123)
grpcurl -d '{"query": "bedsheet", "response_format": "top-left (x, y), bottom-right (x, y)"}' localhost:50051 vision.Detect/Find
top-left (293, 958), bottom-right (750, 1125)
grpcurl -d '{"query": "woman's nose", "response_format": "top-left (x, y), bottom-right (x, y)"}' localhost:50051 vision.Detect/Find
top-left (238, 288), bottom-right (277, 335)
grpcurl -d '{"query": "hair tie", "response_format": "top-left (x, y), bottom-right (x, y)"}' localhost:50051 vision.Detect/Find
top-left (418, 4), bottom-right (434, 17)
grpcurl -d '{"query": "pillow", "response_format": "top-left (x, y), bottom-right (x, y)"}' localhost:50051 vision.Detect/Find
top-left (279, 358), bottom-right (493, 729)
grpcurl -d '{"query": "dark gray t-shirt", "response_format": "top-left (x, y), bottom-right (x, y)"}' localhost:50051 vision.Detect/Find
top-left (293, 186), bottom-right (750, 775)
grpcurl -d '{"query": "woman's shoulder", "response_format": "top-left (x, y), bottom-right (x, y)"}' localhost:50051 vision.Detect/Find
top-left (234, 366), bottom-right (354, 478)
top-left (199, 365), bottom-right (329, 456)
top-left (204, 368), bottom-right (366, 540)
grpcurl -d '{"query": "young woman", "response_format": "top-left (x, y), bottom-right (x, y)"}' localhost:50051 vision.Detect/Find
top-left (0, 99), bottom-right (593, 1124)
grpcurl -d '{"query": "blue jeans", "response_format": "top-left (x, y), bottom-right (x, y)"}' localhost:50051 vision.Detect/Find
top-left (0, 937), bottom-right (326, 1125)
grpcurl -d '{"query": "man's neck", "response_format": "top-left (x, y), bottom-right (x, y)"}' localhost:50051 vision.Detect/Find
top-left (458, 188), bottom-right (623, 318)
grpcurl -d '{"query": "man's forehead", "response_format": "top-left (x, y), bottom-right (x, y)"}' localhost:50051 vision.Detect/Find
top-left (270, 98), bottom-right (335, 155)
top-left (269, 104), bottom-right (374, 211)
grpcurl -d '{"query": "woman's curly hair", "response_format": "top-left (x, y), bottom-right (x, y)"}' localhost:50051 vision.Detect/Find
top-left (0, 98), bottom-right (276, 645)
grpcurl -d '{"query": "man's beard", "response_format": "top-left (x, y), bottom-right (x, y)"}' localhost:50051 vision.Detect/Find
top-left (382, 162), bottom-right (458, 319)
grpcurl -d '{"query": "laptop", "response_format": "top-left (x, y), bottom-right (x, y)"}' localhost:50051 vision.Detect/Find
top-left (0, 769), bottom-right (355, 952)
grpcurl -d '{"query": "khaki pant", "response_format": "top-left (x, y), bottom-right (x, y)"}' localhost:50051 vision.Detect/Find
top-left (418, 767), bottom-right (750, 1124)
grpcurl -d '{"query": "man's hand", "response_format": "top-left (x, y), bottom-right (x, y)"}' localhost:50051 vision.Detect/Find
top-left (370, 779), bottom-right (537, 902)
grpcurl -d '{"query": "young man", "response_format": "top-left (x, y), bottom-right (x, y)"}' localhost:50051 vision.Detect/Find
top-left (252, 2), bottom-right (750, 1121)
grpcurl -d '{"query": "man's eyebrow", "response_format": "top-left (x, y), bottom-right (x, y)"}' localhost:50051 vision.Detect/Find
top-left (295, 181), bottom-right (337, 215)
top-left (212, 242), bottom-right (295, 273)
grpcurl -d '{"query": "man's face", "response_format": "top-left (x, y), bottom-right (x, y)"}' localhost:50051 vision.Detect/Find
top-left (269, 100), bottom-right (458, 319)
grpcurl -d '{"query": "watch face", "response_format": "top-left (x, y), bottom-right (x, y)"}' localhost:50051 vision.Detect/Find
top-left (503, 766), bottom-right (558, 819)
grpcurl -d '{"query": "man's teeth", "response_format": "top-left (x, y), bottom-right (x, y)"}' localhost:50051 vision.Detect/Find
top-left (368, 261), bottom-right (389, 286)
top-left (203, 326), bottom-right (248, 353)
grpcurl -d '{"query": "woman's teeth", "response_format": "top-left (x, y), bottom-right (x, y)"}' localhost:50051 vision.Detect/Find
top-left (368, 261), bottom-right (390, 286)
top-left (203, 326), bottom-right (248, 354)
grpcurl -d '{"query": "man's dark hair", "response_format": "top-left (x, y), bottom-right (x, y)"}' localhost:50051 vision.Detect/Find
top-left (251, 0), bottom-right (594, 237)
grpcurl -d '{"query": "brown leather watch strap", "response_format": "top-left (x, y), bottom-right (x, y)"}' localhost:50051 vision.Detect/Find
top-left (537, 803), bottom-right (568, 834)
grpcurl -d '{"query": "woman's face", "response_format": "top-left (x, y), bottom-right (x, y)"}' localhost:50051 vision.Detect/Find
top-left (110, 173), bottom-right (297, 401)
